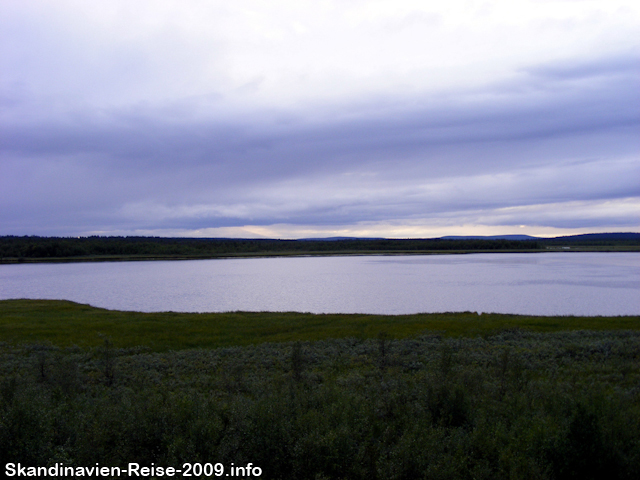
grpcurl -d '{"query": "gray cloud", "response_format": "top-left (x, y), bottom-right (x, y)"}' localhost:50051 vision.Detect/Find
top-left (1, 5), bottom-right (639, 238)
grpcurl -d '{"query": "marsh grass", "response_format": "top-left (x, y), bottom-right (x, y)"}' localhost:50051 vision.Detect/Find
top-left (2, 299), bottom-right (639, 351)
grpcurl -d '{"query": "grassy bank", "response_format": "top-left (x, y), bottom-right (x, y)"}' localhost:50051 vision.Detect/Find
top-left (2, 299), bottom-right (640, 351)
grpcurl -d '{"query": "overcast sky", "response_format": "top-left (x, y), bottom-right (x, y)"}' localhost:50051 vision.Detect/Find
top-left (1, 0), bottom-right (638, 238)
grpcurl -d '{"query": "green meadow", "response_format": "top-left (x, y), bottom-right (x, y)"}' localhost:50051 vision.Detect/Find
top-left (2, 299), bottom-right (639, 350)
top-left (2, 300), bottom-right (640, 479)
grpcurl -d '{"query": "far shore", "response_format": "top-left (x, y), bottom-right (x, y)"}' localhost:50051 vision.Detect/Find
top-left (2, 245), bottom-right (639, 265)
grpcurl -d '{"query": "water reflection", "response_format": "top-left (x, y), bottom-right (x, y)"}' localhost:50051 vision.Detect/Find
top-left (0, 252), bottom-right (638, 315)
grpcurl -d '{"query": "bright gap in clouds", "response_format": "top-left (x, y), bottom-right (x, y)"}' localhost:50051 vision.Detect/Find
top-left (3, 0), bottom-right (637, 111)
top-left (0, 0), bottom-right (638, 238)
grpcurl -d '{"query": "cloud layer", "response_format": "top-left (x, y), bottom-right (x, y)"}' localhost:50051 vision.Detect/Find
top-left (1, 1), bottom-right (639, 237)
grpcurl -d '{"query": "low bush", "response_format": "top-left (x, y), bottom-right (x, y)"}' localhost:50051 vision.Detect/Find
top-left (1, 330), bottom-right (640, 479)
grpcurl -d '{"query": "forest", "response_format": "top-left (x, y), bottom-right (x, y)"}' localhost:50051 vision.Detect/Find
top-left (1, 236), bottom-right (542, 262)
top-left (2, 234), bottom-right (637, 263)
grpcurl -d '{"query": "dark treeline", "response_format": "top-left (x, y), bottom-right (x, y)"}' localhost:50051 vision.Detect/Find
top-left (0, 236), bottom-right (541, 260)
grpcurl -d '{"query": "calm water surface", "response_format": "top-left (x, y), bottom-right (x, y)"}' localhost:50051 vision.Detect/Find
top-left (0, 253), bottom-right (638, 316)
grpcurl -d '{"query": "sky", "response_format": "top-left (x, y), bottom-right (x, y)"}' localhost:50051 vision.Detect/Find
top-left (1, 0), bottom-right (639, 239)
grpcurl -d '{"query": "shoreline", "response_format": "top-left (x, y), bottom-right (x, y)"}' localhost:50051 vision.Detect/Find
top-left (2, 246), bottom-right (638, 265)
top-left (2, 299), bottom-right (639, 351)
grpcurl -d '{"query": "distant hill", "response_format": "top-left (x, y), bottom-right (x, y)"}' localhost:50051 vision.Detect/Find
top-left (539, 232), bottom-right (640, 246)
top-left (440, 233), bottom-right (640, 243)
top-left (298, 237), bottom-right (385, 241)
top-left (543, 232), bottom-right (640, 241)
top-left (440, 235), bottom-right (538, 241)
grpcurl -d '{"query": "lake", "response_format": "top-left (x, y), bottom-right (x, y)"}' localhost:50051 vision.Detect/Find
top-left (0, 252), bottom-right (638, 316)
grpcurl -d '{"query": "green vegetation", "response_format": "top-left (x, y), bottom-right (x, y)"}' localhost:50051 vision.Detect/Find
top-left (542, 232), bottom-right (640, 249)
top-left (0, 236), bottom-right (543, 263)
top-left (2, 299), bottom-right (640, 350)
top-left (2, 234), bottom-right (638, 264)
top-left (1, 300), bottom-right (640, 478)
